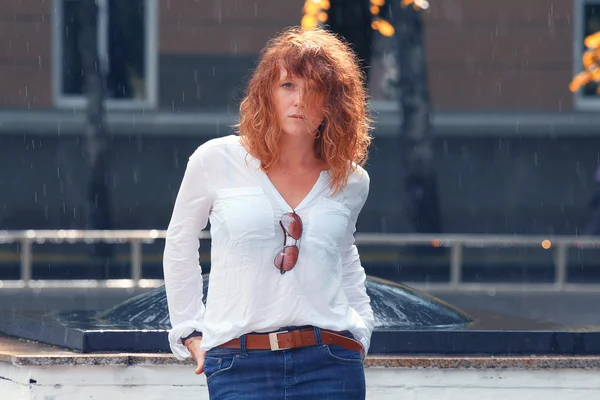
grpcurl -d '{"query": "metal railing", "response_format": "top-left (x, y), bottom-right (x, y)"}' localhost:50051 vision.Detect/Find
top-left (1, 230), bottom-right (600, 292)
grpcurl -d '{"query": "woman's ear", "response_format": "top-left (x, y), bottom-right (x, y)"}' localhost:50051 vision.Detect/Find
top-left (315, 121), bottom-right (326, 139)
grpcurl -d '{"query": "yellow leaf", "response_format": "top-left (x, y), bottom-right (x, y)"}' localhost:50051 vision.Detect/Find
top-left (301, 15), bottom-right (319, 29)
top-left (571, 31), bottom-right (600, 92)
top-left (569, 72), bottom-right (591, 93)
top-left (402, 0), bottom-right (428, 10)
top-left (318, 11), bottom-right (328, 22)
top-left (371, 5), bottom-right (380, 15)
top-left (304, 2), bottom-right (321, 15)
top-left (371, 0), bottom-right (385, 6)
top-left (584, 32), bottom-right (600, 49)
top-left (583, 51), bottom-right (596, 69)
top-left (375, 19), bottom-right (395, 36)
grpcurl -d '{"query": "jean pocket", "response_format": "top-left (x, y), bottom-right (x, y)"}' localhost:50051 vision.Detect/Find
top-left (322, 344), bottom-right (364, 365)
top-left (203, 353), bottom-right (239, 383)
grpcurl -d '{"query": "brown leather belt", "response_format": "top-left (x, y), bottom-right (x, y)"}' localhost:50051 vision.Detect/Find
top-left (218, 328), bottom-right (363, 352)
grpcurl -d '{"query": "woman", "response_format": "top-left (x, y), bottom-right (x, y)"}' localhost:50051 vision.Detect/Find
top-left (163, 26), bottom-right (374, 399)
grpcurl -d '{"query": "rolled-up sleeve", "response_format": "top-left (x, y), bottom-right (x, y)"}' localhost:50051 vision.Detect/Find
top-left (340, 173), bottom-right (374, 355)
top-left (163, 149), bottom-right (212, 360)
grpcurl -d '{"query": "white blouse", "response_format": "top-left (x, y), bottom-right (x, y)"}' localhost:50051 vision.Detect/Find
top-left (163, 135), bottom-right (374, 360)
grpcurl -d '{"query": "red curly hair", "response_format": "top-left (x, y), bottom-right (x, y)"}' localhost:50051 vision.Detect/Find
top-left (234, 26), bottom-right (373, 193)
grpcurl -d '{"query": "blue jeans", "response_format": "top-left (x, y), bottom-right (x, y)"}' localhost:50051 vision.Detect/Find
top-left (203, 326), bottom-right (366, 399)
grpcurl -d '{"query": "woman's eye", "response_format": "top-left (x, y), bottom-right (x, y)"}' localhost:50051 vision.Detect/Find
top-left (282, 82), bottom-right (293, 88)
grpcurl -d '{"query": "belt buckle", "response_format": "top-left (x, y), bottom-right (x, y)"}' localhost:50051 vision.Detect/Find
top-left (268, 330), bottom-right (289, 351)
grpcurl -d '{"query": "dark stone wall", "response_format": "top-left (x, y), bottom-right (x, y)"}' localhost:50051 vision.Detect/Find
top-left (1, 131), bottom-right (598, 235)
top-left (158, 54), bottom-right (257, 112)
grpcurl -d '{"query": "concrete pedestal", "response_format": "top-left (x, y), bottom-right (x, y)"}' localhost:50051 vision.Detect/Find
top-left (2, 337), bottom-right (600, 400)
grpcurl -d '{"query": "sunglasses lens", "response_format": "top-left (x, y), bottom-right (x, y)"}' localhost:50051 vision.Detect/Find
top-left (280, 213), bottom-right (302, 240)
top-left (274, 245), bottom-right (299, 272)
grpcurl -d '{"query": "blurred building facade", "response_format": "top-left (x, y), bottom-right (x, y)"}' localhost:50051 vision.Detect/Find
top-left (1, 0), bottom-right (600, 235)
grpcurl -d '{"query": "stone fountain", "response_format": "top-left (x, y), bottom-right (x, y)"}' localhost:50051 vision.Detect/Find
top-left (1, 276), bottom-right (599, 355)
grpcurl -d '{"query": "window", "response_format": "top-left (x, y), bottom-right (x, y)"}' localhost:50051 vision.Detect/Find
top-left (52, 0), bottom-right (158, 109)
top-left (574, 0), bottom-right (600, 110)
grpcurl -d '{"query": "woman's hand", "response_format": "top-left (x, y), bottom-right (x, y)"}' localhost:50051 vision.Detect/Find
top-left (184, 336), bottom-right (206, 375)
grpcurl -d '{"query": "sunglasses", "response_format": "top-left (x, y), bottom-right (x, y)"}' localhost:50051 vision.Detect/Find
top-left (274, 212), bottom-right (303, 274)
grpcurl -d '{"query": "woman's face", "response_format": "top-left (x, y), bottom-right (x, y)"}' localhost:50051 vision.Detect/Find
top-left (272, 67), bottom-right (324, 138)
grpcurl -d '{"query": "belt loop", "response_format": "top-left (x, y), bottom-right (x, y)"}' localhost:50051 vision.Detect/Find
top-left (314, 326), bottom-right (323, 347)
top-left (240, 334), bottom-right (248, 357)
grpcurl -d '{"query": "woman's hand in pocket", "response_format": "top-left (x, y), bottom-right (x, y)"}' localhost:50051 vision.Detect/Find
top-left (184, 336), bottom-right (206, 375)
